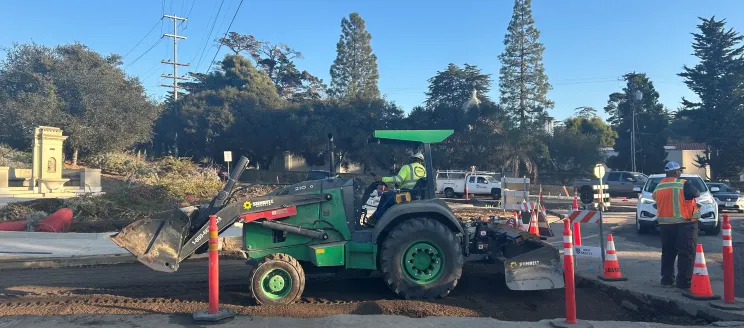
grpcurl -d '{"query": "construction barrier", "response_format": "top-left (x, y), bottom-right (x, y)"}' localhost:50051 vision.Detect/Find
top-left (711, 214), bottom-right (744, 309)
top-left (568, 210), bottom-right (600, 224)
top-left (683, 244), bottom-right (720, 301)
top-left (36, 208), bottom-right (73, 232)
top-left (598, 234), bottom-right (627, 281)
top-left (192, 215), bottom-right (235, 323)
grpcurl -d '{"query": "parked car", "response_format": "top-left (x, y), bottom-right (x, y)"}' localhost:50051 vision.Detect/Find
top-left (435, 170), bottom-right (502, 200)
top-left (634, 174), bottom-right (719, 235)
top-left (706, 182), bottom-right (744, 213)
top-left (574, 171), bottom-right (648, 203)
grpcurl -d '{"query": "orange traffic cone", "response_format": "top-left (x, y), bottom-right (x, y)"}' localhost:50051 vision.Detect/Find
top-left (529, 211), bottom-right (540, 236)
top-left (598, 234), bottom-right (628, 281)
top-left (572, 193), bottom-right (579, 211)
top-left (682, 244), bottom-right (721, 300)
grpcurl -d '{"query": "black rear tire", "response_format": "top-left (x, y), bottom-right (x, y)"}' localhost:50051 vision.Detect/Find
top-left (379, 217), bottom-right (463, 300)
top-left (249, 253), bottom-right (306, 305)
top-left (491, 188), bottom-right (501, 200)
top-left (444, 188), bottom-right (455, 199)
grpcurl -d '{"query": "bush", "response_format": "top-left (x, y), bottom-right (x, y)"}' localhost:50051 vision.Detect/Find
top-left (0, 144), bottom-right (31, 168)
top-left (86, 152), bottom-right (223, 204)
top-left (6, 153), bottom-right (260, 232)
top-left (85, 151), bottom-right (153, 176)
top-left (0, 199), bottom-right (63, 222)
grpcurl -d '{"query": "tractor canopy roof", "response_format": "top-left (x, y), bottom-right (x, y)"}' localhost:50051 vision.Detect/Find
top-left (371, 130), bottom-right (454, 146)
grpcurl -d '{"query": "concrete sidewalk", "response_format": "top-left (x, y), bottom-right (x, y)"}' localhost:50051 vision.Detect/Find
top-left (0, 314), bottom-right (734, 328)
top-left (544, 216), bottom-right (744, 323)
top-left (0, 225), bottom-right (244, 270)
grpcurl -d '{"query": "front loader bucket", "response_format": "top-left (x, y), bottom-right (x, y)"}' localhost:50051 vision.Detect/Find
top-left (501, 239), bottom-right (564, 291)
top-left (110, 207), bottom-right (195, 273)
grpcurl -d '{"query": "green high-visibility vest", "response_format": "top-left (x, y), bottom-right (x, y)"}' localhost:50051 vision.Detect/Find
top-left (382, 162), bottom-right (426, 189)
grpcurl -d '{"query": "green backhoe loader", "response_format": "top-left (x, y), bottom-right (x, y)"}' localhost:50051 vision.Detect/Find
top-left (111, 129), bottom-right (564, 305)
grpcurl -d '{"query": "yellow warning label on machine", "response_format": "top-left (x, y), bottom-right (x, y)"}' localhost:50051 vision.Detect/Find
top-left (316, 248), bottom-right (325, 254)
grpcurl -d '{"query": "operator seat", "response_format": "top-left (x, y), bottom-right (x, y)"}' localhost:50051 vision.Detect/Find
top-left (408, 178), bottom-right (428, 200)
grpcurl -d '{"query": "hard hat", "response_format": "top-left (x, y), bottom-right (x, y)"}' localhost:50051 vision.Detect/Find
top-left (664, 161), bottom-right (686, 172)
top-left (410, 152), bottom-right (424, 161)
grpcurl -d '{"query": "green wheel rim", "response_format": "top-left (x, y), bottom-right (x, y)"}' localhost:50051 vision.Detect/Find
top-left (402, 240), bottom-right (445, 285)
top-left (260, 268), bottom-right (293, 300)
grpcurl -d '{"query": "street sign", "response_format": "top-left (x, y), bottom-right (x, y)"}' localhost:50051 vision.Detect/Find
top-left (224, 151), bottom-right (232, 162)
top-left (593, 164), bottom-right (606, 179)
top-left (574, 246), bottom-right (602, 258)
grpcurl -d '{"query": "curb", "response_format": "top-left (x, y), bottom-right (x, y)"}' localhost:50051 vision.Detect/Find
top-left (575, 273), bottom-right (744, 323)
top-left (0, 236), bottom-right (244, 271)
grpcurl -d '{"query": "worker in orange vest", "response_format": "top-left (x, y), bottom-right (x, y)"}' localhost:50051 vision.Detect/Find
top-left (652, 161), bottom-right (701, 289)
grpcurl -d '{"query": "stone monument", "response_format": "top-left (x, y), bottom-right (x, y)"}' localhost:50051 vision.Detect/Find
top-left (30, 126), bottom-right (70, 193)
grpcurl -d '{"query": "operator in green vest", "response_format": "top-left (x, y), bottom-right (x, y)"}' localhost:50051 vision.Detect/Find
top-left (375, 152), bottom-right (427, 189)
top-left (367, 152), bottom-right (427, 226)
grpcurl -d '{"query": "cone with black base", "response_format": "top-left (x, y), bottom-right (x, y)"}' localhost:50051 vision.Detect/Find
top-left (598, 234), bottom-right (628, 281)
top-left (683, 244), bottom-right (720, 301)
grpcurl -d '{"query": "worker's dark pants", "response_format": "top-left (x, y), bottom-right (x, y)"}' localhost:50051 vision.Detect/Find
top-left (369, 191), bottom-right (398, 223)
top-left (659, 221), bottom-right (698, 287)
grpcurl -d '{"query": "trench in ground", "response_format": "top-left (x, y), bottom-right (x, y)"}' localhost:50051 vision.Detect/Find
top-left (0, 262), bottom-right (709, 325)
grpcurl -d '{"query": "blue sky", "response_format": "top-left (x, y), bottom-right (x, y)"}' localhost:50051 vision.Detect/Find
top-left (2, 0), bottom-right (744, 122)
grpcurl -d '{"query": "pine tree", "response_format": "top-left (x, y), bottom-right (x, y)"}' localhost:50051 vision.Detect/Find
top-left (498, 0), bottom-right (553, 131)
top-left (678, 16), bottom-right (744, 179)
top-left (329, 12), bottom-right (380, 100)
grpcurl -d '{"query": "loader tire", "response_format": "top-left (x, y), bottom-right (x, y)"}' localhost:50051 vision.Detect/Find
top-left (380, 217), bottom-right (463, 300)
top-left (249, 253), bottom-right (305, 305)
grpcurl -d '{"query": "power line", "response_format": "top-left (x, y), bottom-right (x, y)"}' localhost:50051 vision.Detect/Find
top-left (182, 0), bottom-right (196, 29)
top-left (195, 0), bottom-right (225, 71)
top-left (125, 37), bottom-right (165, 70)
top-left (122, 20), bottom-right (162, 58)
top-left (206, 0), bottom-right (245, 73)
top-left (187, 0), bottom-right (220, 65)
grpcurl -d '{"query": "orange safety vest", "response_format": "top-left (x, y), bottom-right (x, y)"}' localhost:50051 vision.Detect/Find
top-left (652, 177), bottom-right (700, 224)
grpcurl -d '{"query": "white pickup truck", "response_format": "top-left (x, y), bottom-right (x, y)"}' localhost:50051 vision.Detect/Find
top-left (435, 170), bottom-right (502, 200)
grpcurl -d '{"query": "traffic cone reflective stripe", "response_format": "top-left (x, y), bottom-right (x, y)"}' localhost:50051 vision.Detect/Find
top-left (598, 234), bottom-right (628, 281)
top-left (683, 244), bottom-right (720, 301)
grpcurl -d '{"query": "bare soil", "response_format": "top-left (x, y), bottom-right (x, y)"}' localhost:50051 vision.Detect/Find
top-left (0, 261), bottom-right (705, 325)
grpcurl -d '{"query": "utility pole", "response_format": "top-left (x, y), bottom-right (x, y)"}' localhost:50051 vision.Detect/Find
top-left (161, 14), bottom-right (189, 101)
top-left (630, 77), bottom-right (636, 173)
top-left (628, 72), bottom-right (643, 173)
